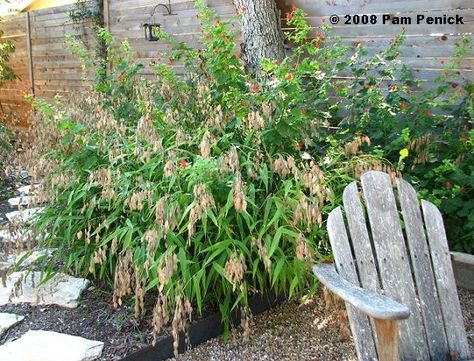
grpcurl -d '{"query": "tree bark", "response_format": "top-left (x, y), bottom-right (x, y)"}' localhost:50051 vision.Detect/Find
top-left (233, 0), bottom-right (285, 75)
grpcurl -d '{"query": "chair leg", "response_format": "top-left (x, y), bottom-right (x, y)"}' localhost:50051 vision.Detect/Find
top-left (374, 319), bottom-right (399, 361)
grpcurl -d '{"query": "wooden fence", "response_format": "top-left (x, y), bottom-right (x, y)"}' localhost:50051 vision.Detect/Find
top-left (1, 0), bottom-right (473, 125)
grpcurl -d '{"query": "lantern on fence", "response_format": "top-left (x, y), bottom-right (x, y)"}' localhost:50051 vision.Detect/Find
top-left (144, 23), bottom-right (161, 41)
top-left (143, 0), bottom-right (176, 41)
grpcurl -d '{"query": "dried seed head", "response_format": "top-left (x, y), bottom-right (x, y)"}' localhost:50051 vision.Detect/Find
top-left (224, 252), bottom-right (247, 291)
top-left (220, 147), bottom-right (240, 173)
top-left (200, 131), bottom-right (212, 158)
top-left (157, 252), bottom-right (178, 291)
top-left (245, 111), bottom-right (265, 131)
top-left (164, 159), bottom-right (176, 178)
top-left (113, 250), bottom-right (134, 308)
top-left (152, 293), bottom-right (170, 344)
top-left (295, 233), bottom-right (312, 261)
top-left (232, 173), bottom-right (247, 212)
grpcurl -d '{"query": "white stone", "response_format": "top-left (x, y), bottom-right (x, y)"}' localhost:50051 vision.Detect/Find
top-left (0, 229), bottom-right (33, 244)
top-left (5, 207), bottom-right (44, 223)
top-left (17, 184), bottom-right (41, 196)
top-left (8, 196), bottom-right (32, 208)
top-left (7, 249), bottom-right (55, 267)
top-left (0, 271), bottom-right (90, 308)
top-left (0, 330), bottom-right (103, 361)
top-left (0, 313), bottom-right (24, 337)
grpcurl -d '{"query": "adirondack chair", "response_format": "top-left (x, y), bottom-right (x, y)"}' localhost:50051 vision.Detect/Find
top-left (313, 171), bottom-right (472, 361)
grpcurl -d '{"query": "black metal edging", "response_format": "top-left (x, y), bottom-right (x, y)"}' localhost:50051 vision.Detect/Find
top-left (121, 292), bottom-right (285, 361)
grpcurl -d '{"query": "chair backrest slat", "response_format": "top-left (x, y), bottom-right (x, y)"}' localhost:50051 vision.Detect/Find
top-left (397, 179), bottom-right (450, 360)
top-left (422, 200), bottom-right (470, 360)
top-left (343, 182), bottom-right (380, 294)
top-left (328, 207), bottom-right (378, 360)
top-left (360, 172), bottom-right (430, 360)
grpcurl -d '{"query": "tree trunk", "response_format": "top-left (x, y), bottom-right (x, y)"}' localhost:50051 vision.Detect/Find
top-left (233, 0), bottom-right (285, 75)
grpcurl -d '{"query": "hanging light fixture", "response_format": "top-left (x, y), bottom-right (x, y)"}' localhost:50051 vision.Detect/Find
top-left (143, 0), bottom-right (177, 41)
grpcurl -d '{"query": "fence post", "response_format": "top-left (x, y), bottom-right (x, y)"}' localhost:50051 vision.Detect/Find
top-left (25, 11), bottom-right (34, 96)
top-left (103, 0), bottom-right (110, 31)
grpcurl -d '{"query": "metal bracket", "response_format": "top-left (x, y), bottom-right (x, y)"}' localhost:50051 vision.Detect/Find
top-left (151, 0), bottom-right (177, 16)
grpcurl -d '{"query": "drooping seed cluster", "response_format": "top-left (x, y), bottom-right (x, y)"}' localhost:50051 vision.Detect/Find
top-left (344, 134), bottom-right (371, 155)
top-left (232, 172), bottom-right (247, 212)
top-left (224, 252), bottom-right (247, 291)
top-left (188, 183), bottom-right (215, 238)
top-left (112, 250), bottom-right (134, 308)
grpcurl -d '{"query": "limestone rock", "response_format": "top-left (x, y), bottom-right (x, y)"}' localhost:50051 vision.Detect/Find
top-left (0, 313), bottom-right (24, 337)
top-left (5, 208), bottom-right (44, 223)
top-left (7, 249), bottom-right (55, 267)
top-left (8, 196), bottom-right (32, 208)
top-left (0, 330), bottom-right (103, 361)
top-left (0, 271), bottom-right (90, 308)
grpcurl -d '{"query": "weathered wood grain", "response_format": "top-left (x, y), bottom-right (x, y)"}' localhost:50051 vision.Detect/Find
top-left (327, 207), bottom-right (378, 361)
top-left (361, 171), bottom-right (429, 360)
top-left (373, 319), bottom-right (399, 361)
top-left (397, 179), bottom-right (450, 360)
top-left (313, 264), bottom-right (410, 320)
top-left (421, 200), bottom-right (470, 360)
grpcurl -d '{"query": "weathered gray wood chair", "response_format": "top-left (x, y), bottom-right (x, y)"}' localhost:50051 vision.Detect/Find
top-left (313, 171), bottom-right (471, 361)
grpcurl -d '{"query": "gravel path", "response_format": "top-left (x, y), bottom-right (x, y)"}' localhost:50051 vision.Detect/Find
top-left (173, 287), bottom-right (474, 361)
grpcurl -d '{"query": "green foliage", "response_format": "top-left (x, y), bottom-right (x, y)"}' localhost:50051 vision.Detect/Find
top-left (0, 122), bottom-right (12, 189)
top-left (28, 2), bottom-right (472, 352)
top-left (0, 28), bottom-right (17, 88)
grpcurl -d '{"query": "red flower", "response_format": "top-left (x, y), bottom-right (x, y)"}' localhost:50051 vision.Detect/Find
top-left (180, 160), bottom-right (187, 169)
top-left (215, 19), bottom-right (221, 25)
top-left (251, 83), bottom-right (260, 93)
top-left (286, 12), bottom-right (293, 21)
top-left (156, 55), bottom-right (161, 62)
top-left (444, 69), bottom-right (449, 75)
top-left (147, 115), bottom-right (155, 121)
top-left (445, 181), bottom-right (453, 188)
top-left (401, 102), bottom-right (407, 110)
top-left (440, 59), bottom-right (445, 64)
top-left (287, 72), bottom-right (294, 80)
top-left (118, 75), bottom-right (125, 83)
top-left (274, 59), bottom-right (280, 65)
top-left (296, 141), bottom-right (304, 150)
top-left (236, 52), bottom-right (242, 59)
top-left (293, 62), bottom-right (298, 69)
top-left (317, 33), bottom-right (325, 41)
top-left (365, 63), bottom-right (370, 68)
top-left (213, 48), bottom-right (218, 55)
top-left (426, 111), bottom-right (433, 116)
top-left (322, 17), bottom-right (326, 23)
top-left (222, 34), bottom-right (228, 42)
top-left (241, 6), bottom-right (246, 13)
top-left (300, 108), bottom-right (306, 115)
top-left (242, 101), bottom-right (249, 107)
top-left (292, 5), bottom-right (297, 11)
top-left (168, 60), bottom-right (173, 66)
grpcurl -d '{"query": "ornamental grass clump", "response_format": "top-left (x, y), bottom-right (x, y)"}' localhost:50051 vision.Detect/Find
top-left (24, 1), bottom-right (472, 355)
top-left (29, 3), bottom-right (348, 353)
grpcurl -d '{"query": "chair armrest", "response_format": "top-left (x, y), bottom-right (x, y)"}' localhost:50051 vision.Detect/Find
top-left (313, 263), bottom-right (410, 320)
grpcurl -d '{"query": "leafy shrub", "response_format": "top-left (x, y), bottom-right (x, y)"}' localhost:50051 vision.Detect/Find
top-left (27, 2), bottom-right (472, 353)
top-left (0, 28), bottom-right (17, 88)
top-left (0, 123), bottom-right (12, 187)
